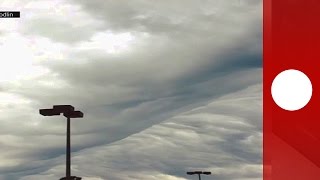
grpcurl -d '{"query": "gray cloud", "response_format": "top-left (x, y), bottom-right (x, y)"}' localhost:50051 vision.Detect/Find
top-left (19, 0), bottom-right (105, 43)
top-left (19, 84), bottom-right (262, 180)
top-left (0, 0), bottom-right (262, 179)
top-left (23, 18), bottom-right (100, 43)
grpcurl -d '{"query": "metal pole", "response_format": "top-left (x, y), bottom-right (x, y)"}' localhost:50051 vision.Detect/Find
top-left (198, 174), bottom-right (201, 180)
top-left (66, 117), bottom-right (71, 179)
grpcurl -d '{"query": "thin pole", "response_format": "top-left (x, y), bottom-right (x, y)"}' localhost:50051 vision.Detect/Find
top-left (66, 117), bottom-right (71, 179)
top-left (198, 174), bottom-right (201, 180)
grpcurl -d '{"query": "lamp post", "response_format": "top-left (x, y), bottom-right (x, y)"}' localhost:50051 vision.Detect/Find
top-left (187, 171), bottom-right (211, 180)
top-left (40, 105), bottom-right (83, 180)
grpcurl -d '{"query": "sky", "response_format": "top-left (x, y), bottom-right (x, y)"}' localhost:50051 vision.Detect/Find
top-left (0, 0), bottom-right (262, 179)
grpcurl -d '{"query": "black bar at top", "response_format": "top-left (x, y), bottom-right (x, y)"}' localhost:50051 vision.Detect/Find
top-left (0, 11), bottom-right (20, 18)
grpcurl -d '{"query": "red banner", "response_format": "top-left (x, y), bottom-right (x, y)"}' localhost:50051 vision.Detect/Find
top-left (264, 0), bottom-right (320, 179)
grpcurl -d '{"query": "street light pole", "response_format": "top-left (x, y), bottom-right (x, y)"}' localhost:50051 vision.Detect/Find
top-left (66, 116), bottom-right (71, 178)
top-left (187, 171), bottom-right (211, 180)
top-left (40, 105), bottom-right (83, 180)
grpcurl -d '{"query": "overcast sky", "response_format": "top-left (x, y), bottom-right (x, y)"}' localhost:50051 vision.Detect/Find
top-left (0, 0), bottom-right (261, 179)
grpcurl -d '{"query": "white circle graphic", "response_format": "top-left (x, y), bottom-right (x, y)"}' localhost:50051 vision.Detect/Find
top-left (271, 69), bottom-right (313, 111)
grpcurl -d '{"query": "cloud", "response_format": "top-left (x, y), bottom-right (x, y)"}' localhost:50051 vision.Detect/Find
top-left (0, 0), bottom-right (261, 179)
top-left (19, 84), bottom-right (262, 180)
top-left (18, 0), bottom-right (105, 43)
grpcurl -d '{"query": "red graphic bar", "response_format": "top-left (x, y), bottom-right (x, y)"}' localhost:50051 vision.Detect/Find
top-left (264, 0), bottom-right (320, 179)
